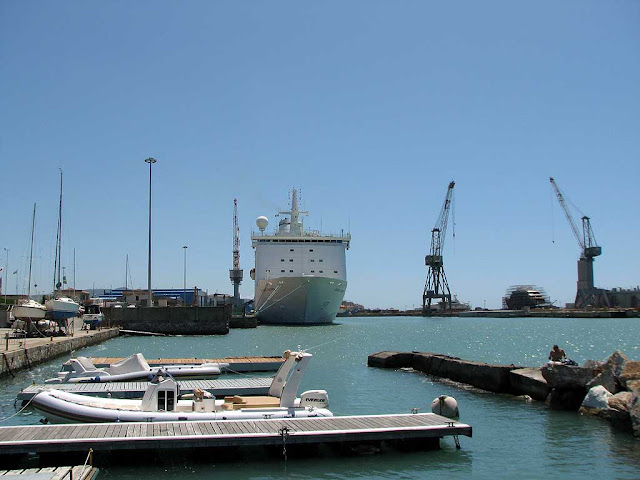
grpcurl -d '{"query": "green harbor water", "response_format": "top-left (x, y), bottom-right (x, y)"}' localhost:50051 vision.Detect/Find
top-left (1, 316), bottom-right (639, 479)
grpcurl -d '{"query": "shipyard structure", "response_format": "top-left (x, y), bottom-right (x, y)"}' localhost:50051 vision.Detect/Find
top-left (250, 189), bottom-right (350, 325)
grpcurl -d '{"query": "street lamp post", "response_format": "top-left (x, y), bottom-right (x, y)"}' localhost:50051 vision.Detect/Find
top-left (3, 248), bottom-right (7, 303)
top-left (145, 157), bottom-right (157, 307)
top-left (183, 246), bottom-right (188, 306)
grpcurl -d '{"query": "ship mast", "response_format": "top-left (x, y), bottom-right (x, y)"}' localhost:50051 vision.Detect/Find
top-left (279, 188), bottom-right (308, 235)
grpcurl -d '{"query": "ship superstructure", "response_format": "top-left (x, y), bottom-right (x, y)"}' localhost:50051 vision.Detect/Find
top-left (251, 189), bottom-right (350, 324)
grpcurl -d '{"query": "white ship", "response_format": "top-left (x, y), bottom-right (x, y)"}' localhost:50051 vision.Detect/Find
top-left (251, 189), bottom-right (350, 325)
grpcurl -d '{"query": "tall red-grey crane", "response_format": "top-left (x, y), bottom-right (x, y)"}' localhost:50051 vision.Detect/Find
top-left (549, 177), bottom-right (609, 308)
top-left (229, 198), bottom-right (243, 309)
top-left (423, 181), bottom-right (455, 313)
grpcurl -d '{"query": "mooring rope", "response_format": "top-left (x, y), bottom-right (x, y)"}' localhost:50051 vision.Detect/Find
top-left (0, 394), bottom-right (36, 423)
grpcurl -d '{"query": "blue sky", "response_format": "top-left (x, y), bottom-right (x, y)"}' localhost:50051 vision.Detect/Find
top-left (1, 1), bottom-right (638, 309)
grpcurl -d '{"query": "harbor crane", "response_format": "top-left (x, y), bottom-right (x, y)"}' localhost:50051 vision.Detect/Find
top-left (229, 198), bottom-right (243, 310)
top-left (549, 177), bottom-right (609, 308)
top-left (423, 181), bottom-right (455, 314)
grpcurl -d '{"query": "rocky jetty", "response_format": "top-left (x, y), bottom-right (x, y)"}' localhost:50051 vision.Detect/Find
top-left (574, 351), bottom-right (640, 437)
top-left (369, 350), bottom-right (640, 438)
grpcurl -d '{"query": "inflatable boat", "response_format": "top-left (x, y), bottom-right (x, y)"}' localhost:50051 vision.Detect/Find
top-left (33, 350), bottom-right (331, 423)
top-left (45, 353), bottom-right (227, 383)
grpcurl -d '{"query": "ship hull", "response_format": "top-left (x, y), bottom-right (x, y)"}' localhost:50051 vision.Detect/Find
top-left (12, 302), bottom-right (47, 320)
top-left (255, 276), bottom-right (347, 325)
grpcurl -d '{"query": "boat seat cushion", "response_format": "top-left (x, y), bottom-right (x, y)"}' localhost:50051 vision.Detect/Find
top-left (221, 395), bottom-right (281, 410)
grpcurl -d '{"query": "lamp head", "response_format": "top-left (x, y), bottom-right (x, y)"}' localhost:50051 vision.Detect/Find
top-left (144, 157), bottom-right (157, 164)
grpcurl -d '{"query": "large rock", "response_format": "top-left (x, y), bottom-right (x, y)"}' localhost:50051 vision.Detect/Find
top-left (630, 391), bottom-right (640, 438)
top-left (587, 369), bottom-right (618, 394)
top-left (542, 364), bottom-right (596, 389)
top-left (547, 387), bottom-right (587, 410)
top-left (609, 391), bottom-right (632, 411)
top-left (580, 390), bottom-right (633, 432)
top-left (605, 351), bottom-right (628, 378)
top-left (620, 361), bottom-right (640, 391)
top-left (582, 385), bottom-right (612, 409)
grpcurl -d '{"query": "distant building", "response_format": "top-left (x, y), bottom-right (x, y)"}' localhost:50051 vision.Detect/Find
top-left (95, 287), bottom-right (209, 307)
top-left (608, 287), bottom-right (640, 308)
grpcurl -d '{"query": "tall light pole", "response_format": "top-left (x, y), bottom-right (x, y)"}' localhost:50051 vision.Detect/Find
top-left (3, 248), bottom-right (7, 303)
top-left (183, 246), bottom-right (188, 306)
top-left (145, 157), bottom-right (157, 307)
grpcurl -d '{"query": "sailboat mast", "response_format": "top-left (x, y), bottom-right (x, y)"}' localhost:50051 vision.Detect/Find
top-left (54, 169), bottom-right (63, 291)
top-left (27, 203), bottom-right (36, 298)
top-left (125, 254), bottom-right (129, 290)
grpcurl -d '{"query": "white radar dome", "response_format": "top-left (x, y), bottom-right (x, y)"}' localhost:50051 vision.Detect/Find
top-left (256, 216), bottom-right (269, 232)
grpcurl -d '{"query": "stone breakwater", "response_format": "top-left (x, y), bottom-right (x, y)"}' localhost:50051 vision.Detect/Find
top-left (368, 350), bottom-right (640, 437)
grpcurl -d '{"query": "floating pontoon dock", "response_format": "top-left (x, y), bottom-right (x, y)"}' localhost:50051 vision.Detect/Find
top-left (0, 414), bottom-right (471, 459)
top-left (17, 377), bottom-right (273, 401)
top-left (88, 356), bottom-right (283, 372)
top-left (0, 466), bottom-right (98, 480)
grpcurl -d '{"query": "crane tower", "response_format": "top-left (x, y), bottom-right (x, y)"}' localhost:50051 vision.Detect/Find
top-left (423, 181), bottom-right (455, 313)
top-left (549, 177), bottom-right (609, 308)
top-left (229, 198), bottom-right (243, 309)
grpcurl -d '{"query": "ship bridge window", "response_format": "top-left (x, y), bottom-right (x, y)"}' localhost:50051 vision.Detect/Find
top-left (289, 259), bottom-right (293, 262)
top-left (334, 270), bottom-right (338, 273)
top-left (281, 259), bottom-right (284, 262)
top-left (281, 270), bottom-right (285, 273)
top-left (290, 248), bottom-right (294, 252)
top-left (319, 259), bottom-right (323, 262)
top-left (310, 259), bottom-right (314, 262)
top-left (311, 270), bottom-right (315, 273)
top-left (289, 270), bottom-right (293, 273)
top-left (309, 249), bottom-right (313, 252)
top-left (319, 270), bottom-right (324, 273)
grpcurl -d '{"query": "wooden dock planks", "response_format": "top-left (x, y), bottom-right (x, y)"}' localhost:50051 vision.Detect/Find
top-left (0, 466), bottom-right (98, 480)
top-left (89, 356), bottom-right (284, 372)
top-left (17, 377), bottom-right (273, 401)
top-left (0, 414), bottom-right (471, 456)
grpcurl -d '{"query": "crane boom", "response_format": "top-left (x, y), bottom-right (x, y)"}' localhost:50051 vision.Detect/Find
top-left (549, 176), bottom-right (607, 309)
top-left (549, 177), bottom-right (584, 251)
top-left (423, 181), bottom-right (455, 313)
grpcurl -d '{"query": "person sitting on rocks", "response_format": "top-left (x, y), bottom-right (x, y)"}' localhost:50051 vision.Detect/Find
top-left (549, 345), bottom-right (567, 362)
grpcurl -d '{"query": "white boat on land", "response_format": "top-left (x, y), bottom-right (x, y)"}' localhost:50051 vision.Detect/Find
top-left (45, 353), bottom-right (227, 384)
top-left (12, 299), bottom-right (47, 321)
top-left (12, 204), bottom-right (47, 322)
top-left (251, 189), bottom-right (351, 324)
top-left (45, 296), bottom-right (80, 321)
top-left (33, 350), bottom-right (331, 424)
top-left (81, 303), bottom-right (103, 330)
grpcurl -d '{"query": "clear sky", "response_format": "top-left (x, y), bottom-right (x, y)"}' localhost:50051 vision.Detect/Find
top-left (1, 1), bottom-right (638, 309)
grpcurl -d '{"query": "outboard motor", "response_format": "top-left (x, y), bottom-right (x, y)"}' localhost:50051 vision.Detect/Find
top-left (299, 390), bottom-right (329, 408)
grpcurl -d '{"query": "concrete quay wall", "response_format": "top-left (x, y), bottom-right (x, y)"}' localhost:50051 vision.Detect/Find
top-left (368, 351), bottom-right (549, 400)
top-left (104, 306), bottom-right (230, 335)
top-left (1, 329), bottom-right (119, 379)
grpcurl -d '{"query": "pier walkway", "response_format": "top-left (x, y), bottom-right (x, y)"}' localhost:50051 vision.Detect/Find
top-left (90, 356), bottom-right (283, 372)
top-left (0, 414), bottom-right (471, 458)
top-left (0, 326), bottom-right (120, 379)
top-left (0, 466), bottom-right (98, 480)
top-left (17, 377), bottom-right (273, 401)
